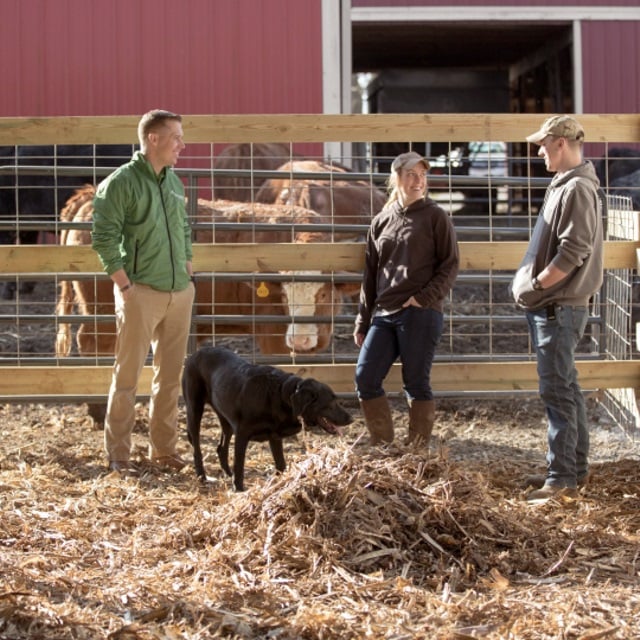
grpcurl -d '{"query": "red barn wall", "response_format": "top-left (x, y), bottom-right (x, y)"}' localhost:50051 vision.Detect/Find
top-left (2, 0), bottom-right (638, 122)
top-left (0, 0), bottom-right (323, 117)
top-left (582, 20), bottom-right (640, 114)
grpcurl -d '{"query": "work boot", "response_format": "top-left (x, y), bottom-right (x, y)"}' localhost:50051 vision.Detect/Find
top-left (405, 399), bottom-right (436, 446)
top-left (359, 396), bottom-right (394, 445)
top-left (524, 470), bottom-right (591, 490)
top-left (526, 484), bottom-right (579, 502)
top-left (152, 454), bottom-right (187, 472)
top-left (108, 460), bottom-right (139, 477)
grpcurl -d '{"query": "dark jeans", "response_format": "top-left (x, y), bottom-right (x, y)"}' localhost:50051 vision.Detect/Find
top-left (355, 306), bottom-right (444, 401)
top-left (526, 304), bottom-right (589, 488)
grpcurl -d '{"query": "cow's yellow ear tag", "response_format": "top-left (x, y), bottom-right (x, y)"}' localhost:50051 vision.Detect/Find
top-left (257, 282), bottom-right (269, 298)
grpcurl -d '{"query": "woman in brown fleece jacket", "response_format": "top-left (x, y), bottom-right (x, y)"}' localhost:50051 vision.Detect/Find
top-left (353, 151), bottom-right (459, 447)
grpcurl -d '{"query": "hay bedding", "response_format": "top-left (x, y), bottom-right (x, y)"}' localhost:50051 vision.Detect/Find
top-left (0, 399), bottom-right (639, 640)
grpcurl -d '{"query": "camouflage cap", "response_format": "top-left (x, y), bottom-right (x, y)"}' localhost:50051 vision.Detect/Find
top-left (526, 115), bottom-right (585, 144)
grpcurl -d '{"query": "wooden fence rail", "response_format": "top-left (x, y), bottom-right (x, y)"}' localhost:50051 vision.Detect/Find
top-left (2, 360), bottom-right (639, 398)
top-left (0, 240), bottom-right (638, 274)
top-left (1, 113), bottom-right (639, 145)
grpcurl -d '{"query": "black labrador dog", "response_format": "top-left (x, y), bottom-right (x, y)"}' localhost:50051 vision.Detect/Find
top-left (182, 346), bottom-right (352, 491)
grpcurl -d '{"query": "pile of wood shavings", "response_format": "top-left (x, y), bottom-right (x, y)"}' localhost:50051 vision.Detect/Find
top-left (0, 401), bottom-right (639, 639)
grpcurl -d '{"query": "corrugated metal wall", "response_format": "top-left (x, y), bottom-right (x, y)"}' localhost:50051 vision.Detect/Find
top-left (1, 0), bottom-right (638, 119)
top-left (582, 20), bottom-right (640, 113)
top-left (0, 0), bottom-right (323, 117)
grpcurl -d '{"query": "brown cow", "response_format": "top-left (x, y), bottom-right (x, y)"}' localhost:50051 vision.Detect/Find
top-left (56, 187), bottom-right (359, 361)
top-left (191, 198), bottom-right (359, 354)
top-left (212, 142), bottom-right (299, 202)
top-left (56, 186), bottom-right (114, 359)
top-left (256, 159), bottom-right (387, 228)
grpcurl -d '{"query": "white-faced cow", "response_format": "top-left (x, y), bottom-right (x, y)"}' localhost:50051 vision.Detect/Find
top-left (191, 198), bottom-right (359, 354)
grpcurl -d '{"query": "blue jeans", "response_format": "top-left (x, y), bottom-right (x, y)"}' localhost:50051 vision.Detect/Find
top-left (355, 307), bottom-right (443, 401)
top-left (526, 305), bottom-right (589, 488)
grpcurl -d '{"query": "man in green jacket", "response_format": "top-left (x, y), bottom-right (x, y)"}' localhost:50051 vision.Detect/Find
top-left (92, 109), bottom-right (195, 475)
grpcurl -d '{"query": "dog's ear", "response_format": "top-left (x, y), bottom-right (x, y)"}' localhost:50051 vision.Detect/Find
top-left (291, 382), bottom-right (316, 418)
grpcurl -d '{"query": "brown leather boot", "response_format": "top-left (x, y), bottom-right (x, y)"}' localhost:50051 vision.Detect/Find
top-left (359, 396), bottom-right (394, 445)
top-left (405, 399), bottom-right (435, 446)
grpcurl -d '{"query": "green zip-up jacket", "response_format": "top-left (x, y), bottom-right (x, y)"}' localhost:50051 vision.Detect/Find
top-left (91, 151), bottom-right (193, 292)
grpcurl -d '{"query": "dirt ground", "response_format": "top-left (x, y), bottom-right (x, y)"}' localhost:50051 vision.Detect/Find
top-left (1, 392), bottom-right (639, 639)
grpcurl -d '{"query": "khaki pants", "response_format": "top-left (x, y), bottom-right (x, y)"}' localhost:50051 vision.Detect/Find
top-left (104, 282), bottom-right (195, 461)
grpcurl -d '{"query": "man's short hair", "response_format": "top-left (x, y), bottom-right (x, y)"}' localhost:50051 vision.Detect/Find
top-left (138, 109), bottom-right (182, 147)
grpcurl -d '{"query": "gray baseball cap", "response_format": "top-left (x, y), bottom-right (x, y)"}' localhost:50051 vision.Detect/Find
top-left (392, 151), bottom-right (431, 172)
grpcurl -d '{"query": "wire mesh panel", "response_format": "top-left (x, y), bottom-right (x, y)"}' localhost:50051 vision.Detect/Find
top-left (0, 144), bottom-right (135, 240)
top-left (0, 144), bottom-right (134, 366)
top-left (600, 195), bottom-right (639, 437)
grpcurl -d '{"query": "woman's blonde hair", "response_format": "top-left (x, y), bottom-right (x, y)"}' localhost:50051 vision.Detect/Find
top-left (385, 170), bottom-right (402, 207)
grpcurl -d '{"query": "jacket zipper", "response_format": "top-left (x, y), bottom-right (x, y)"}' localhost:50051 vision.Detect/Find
top-left (158, 178), bottom-right (176, 289)
top-left (133, 240), bottom-right (139, 275)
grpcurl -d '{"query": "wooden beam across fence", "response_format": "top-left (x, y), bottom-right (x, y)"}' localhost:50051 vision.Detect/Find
top-left (1, 360), bottom-right (639, 398)
top-left (1, 237), bottom-right (639, 396)
top-left (0, 239), bottom-right (638, 274)
top-left (1, 113), bottom-right (639, 145)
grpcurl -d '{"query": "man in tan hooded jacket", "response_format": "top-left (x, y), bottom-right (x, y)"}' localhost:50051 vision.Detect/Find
top-left (512, 115), bottom-right (604, 502)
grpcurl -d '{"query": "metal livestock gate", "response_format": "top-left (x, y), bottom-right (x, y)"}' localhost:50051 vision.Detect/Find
top-left (0, 114), bottom-right (639, 437)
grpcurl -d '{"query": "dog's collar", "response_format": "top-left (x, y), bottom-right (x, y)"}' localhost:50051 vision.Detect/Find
top-left (281, 375), bottom-right (302, 403)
